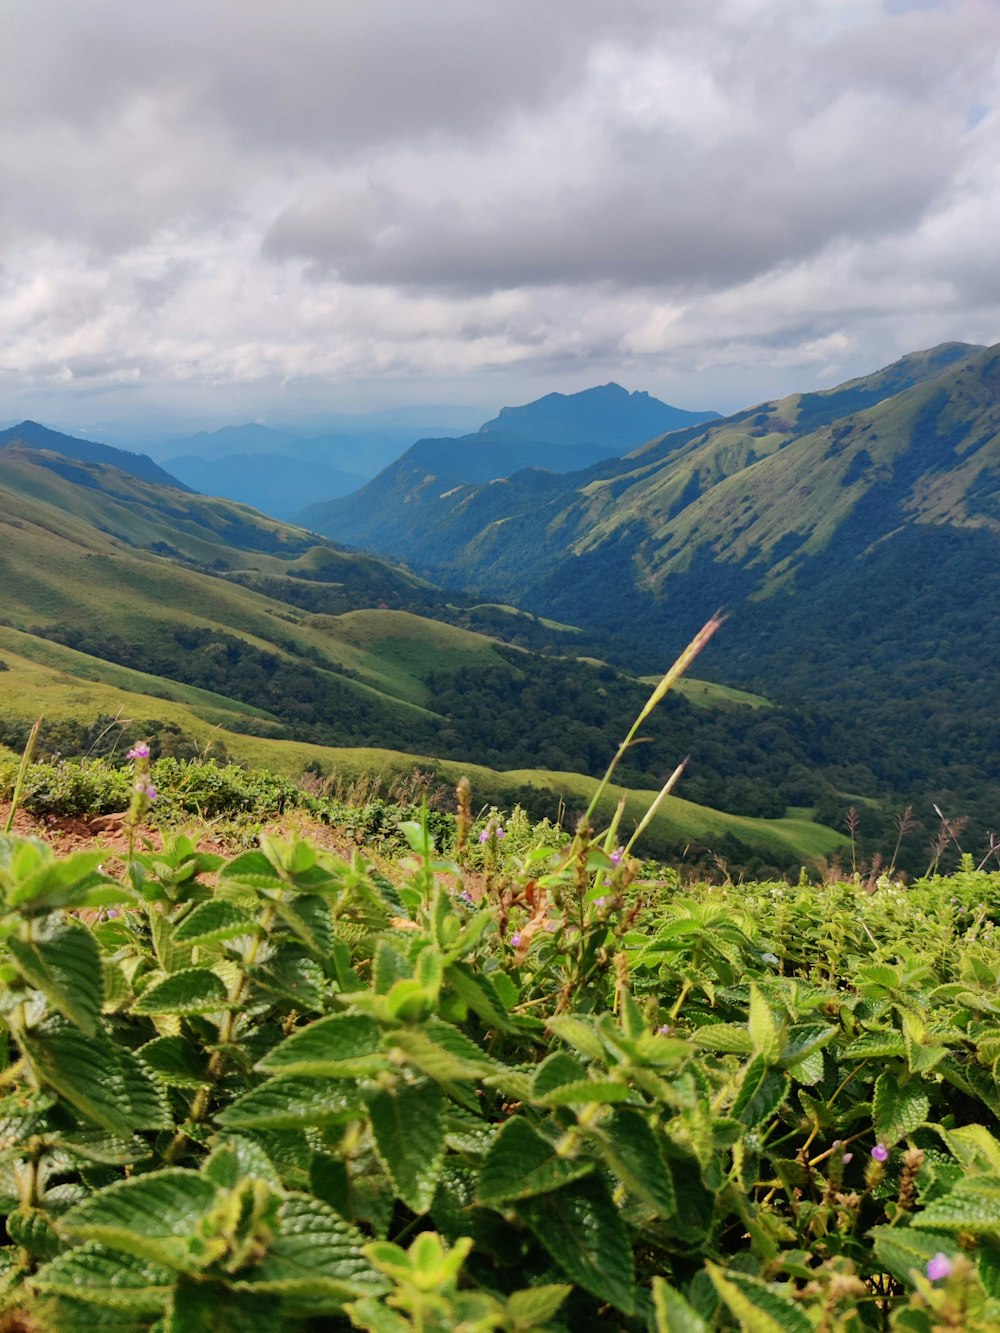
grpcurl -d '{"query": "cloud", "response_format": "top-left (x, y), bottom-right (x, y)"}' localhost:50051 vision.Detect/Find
top-left (1, 0), bottom-right (999, 431)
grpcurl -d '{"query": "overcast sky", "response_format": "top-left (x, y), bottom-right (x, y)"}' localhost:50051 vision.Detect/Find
top-left (3, 0), bottom-right (1000, 443)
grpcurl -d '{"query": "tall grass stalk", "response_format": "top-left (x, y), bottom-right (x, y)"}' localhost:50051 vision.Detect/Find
top-left (3, 717), bottom-right (41, 834)
top-left (623, 757), bottom-right (688, 857)
top-left (581, 613), bottom-right (722, 828)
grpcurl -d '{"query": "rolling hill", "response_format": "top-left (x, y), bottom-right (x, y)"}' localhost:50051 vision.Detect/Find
top-left (298, 341), bottom-right (1000, 858)
top-left (0, 441), bottom-right (841, 871)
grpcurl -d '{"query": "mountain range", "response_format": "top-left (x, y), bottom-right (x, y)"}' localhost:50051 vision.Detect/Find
top-left (303, 341), bottom-right (1000, 856)
top-left (0, 433), bottom-right (836, 872)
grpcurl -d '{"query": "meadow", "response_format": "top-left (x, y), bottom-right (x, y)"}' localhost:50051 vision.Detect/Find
top-left (1, 630), bottom-right (998, 1330)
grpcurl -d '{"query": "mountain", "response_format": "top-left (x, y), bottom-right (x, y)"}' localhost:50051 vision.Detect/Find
top-left (159, 420), bottom-right (485, 520)
top-left (0, 442), bottom-right (842, 871)
top-left (0, 420), bottom-right (187, 490)
top-left (300, 340), bottom-right (1000, 857)
top-left (163, 452), bottom-right (365, 520)
top-left (300, 384), bottom-right (718, 541)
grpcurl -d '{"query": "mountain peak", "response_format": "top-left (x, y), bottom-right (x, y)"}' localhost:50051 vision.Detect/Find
top-left (476, 384), bottom-right (718, 448)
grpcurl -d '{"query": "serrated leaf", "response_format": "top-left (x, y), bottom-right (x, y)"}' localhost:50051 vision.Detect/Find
top-left (8, 920), bottom-right (103, 1035)
top-left (444, 962), bottom-right (513, 1031)
top-left (942, 1124), bottom-right (1000, 1174)
top-left (369, 1081), bottom-right (445, 1213)
top-left (258, 1012), bottom-right (385, 1077)
top-left (531, 1051), bottom-right (587, 1098)
top-left (386, 1021), bottom-right (494, 1083)
top-left (546, 1015), bottom-right (606, 1060)
top-left (29, 1020), bottom-right (171, 1133)
top-left (273, 894), bottom-right (333, 956)
top-left (173, 900), bottom-right (258, 947)
top-left (780, 1024), bottom-right (836, 1070)
top-left (869, 1225), bottom-right (960, 1285)
top-left (230, 1193), bottom-right (388, 1306)
top-left (249, 942), bottom-right (326, 1012)
top-left (706, 1263), bottom-right (812, 1333)
top-left (732, 1057), bottom-right (788, 1127)
top-left (167, 1274), bottom-right (282, 1332)
top-left (506, 1284), bottom-right (572, 1329)
top-left (58, 1169), bottom-right (219, 1271)
top-left (217, 850), bottom-right (285, 893)
top-left (150, 911), bottom-right (190, 975)
top-left (873, 1072), bottom-right (930, 1145)
top-left (138, 1035), bottom-right (210, 1089)
top-left (133, 967), bottom-right (229, 1016)
top-left (6, 847), bottom-right (109, 913)
top-left (203, 1136), bottom-right (283, 1190)
top-left (594, 1108), bottom-right (675, 1217)
top-left (536, 1078), bottom-right (632, 1107)
top-left (101, 959), bottom-right (130, 1012)
top-left (478, 1117), bottom-right (594, 1205)
top-left (913, 1175), bottom-right (1000, 1234)
top-left (33, 1241), bottom-right (173, 1314)
top-left (517, 1176), bottom-right (635, 1313)
top-left (652, 1277), bottom-right (709, 1333)
top-left (748, 983), bottom-right (781, 1064)
top-left (692, 1023), bottom-right (754, 1054)
top-left (845, 1033), bottom-right (908, 1059)
top-left (216, 1076), bottom-right (368, 1130)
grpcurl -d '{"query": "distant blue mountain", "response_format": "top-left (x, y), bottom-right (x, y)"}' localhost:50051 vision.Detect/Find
top-left (0, 421), bottom-right (187, 490)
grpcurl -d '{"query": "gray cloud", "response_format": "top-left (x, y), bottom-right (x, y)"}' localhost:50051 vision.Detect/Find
top-left (1, 0), bottom-right (999, 435)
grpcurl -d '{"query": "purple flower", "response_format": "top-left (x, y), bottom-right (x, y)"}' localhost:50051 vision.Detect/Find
top-left (458, 889), bottom-right (474, 905)
top-left (610, 847), bottom-right (624, 865)
top-left (841, 1152), bottom-right (853, 1164)
top-left (478, 829), bottom-right (489, 843)
top-left (127, 744), bottom-right (150, 760)
top-left (926, 1253), bottom-right (953, 1281)
top-left (510, 931), bottom-right (522, 948)
top-left (871, 1144), bottom-right (889, 1162)
top-left (594, 895), bottom-right (608, 908)
top-left (656, 1024), bottom-right (673, 1036)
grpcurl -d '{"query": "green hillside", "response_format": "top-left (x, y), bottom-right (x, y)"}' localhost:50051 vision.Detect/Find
top-left (301, 341), bottom-right (1000, 863)
top-left (0, 442), bottom-right (846, 872)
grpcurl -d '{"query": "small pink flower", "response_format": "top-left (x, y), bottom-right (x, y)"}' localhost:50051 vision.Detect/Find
top-left (610, 847), bottom-right (624, 865)
top-left (478, 829), bottom-right (489, 843)
top-left (656, 1024), bottom-right (673, 1036)
top-left (510, 931), bottom-right (521, 948)
top-left (871, 1144), bottom-right (889, 1162)
top-left (841, 1152), bottom-right (853, 1164)
top-left (127, 744), bottom-right (150, 760)
top-left (926, 1253), bottom-right (953, 1281)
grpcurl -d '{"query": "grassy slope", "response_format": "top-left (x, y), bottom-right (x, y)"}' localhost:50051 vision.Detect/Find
top-left (0, 639), bottom-right (842, 864)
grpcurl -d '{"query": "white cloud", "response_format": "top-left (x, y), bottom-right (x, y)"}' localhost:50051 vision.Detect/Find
top-left (1, 0), bottom-right (999, 433)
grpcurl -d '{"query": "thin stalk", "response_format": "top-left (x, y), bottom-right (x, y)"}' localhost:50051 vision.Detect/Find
top-left (623, 757), bottom-right (688, 857)
top-left (581, 614), bottom-right (723, 827)
top-left (4, 717), bottom-right (41, 835)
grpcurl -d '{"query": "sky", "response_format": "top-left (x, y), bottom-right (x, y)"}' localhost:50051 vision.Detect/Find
top-left (3, 0), bottom-right (1000, 445)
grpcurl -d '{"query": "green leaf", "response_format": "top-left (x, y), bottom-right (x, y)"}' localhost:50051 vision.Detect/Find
top-left (133, 967), bottom-right (229, 1016)
top-left (369, 1081), bottom-right (446, 1213)
top-left (203, 1136), bottom-right (283, 1190)
top-left (546, 1015), bottom-right (607, 1060)
top-left (517, 1176), bottom-right (635, 1313)
top-left (30, 1020), bottom-right (171, 1133)
top-left (531, 1051), bottom-right (587, 1098)
top-left (594, 1108), bottom-right (675, 1217)
top-left (652, 1277), bottom-right (709, 1333)
top-left (249, 942), bottom-right (326, 1012)
top-left (845, 1032), bottom-right (908, 1059)
top-left (216, 1076), bottom-right (368, 1130)
top-left (258, 1011), bottom-right (385, 1078)
top-left (386, 1021), bottom-right (495, 1083)
top-left (217, 850), bottom-right (285, 893)
top-left (780, 1024), bottom-right (836, 1070)
top-left (873, 1072), bottom-right (930, 1145)
top-left (506, 1284), bottom-right (572, 1330)
top-left (692, 1023), bottom-right (754, 1054)
top-left (5, 846), bottom-right (109, 913)
top-left (273, 893), bottom-right (334, 956)
top-left (732, 1057), bottom-right (788, 1127)
top-left (870, 1225), bottom-right (960, 1285)
top-left (8, 920), bottom-right (103, 1035)
top-left (166, 1275), bottom-right (282, 1332)
top-left (445, 961), bottom-right (514, 1030)
top-left (230, 1193), bottom-right (388, 1307)
top-left (173, 900), bottom-right (258, 947)
top-left (138, 1035), bottom-right (210, 1089)
top-left (748, 983), bottom-right (781, 1063)
top-left (33, 1241), bottom-right (173, 1314)
top-left (478, 1117), bottom-right (594, 1205)
top-left (705, 1263), bottom-right (812, 1333)
top-left (58, 1169), bottom-right (219, 1271)
top-left (536, 1078), bottom-right (632, 1107)
top-left (913, 1175), bottom-right (1000, 1234)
